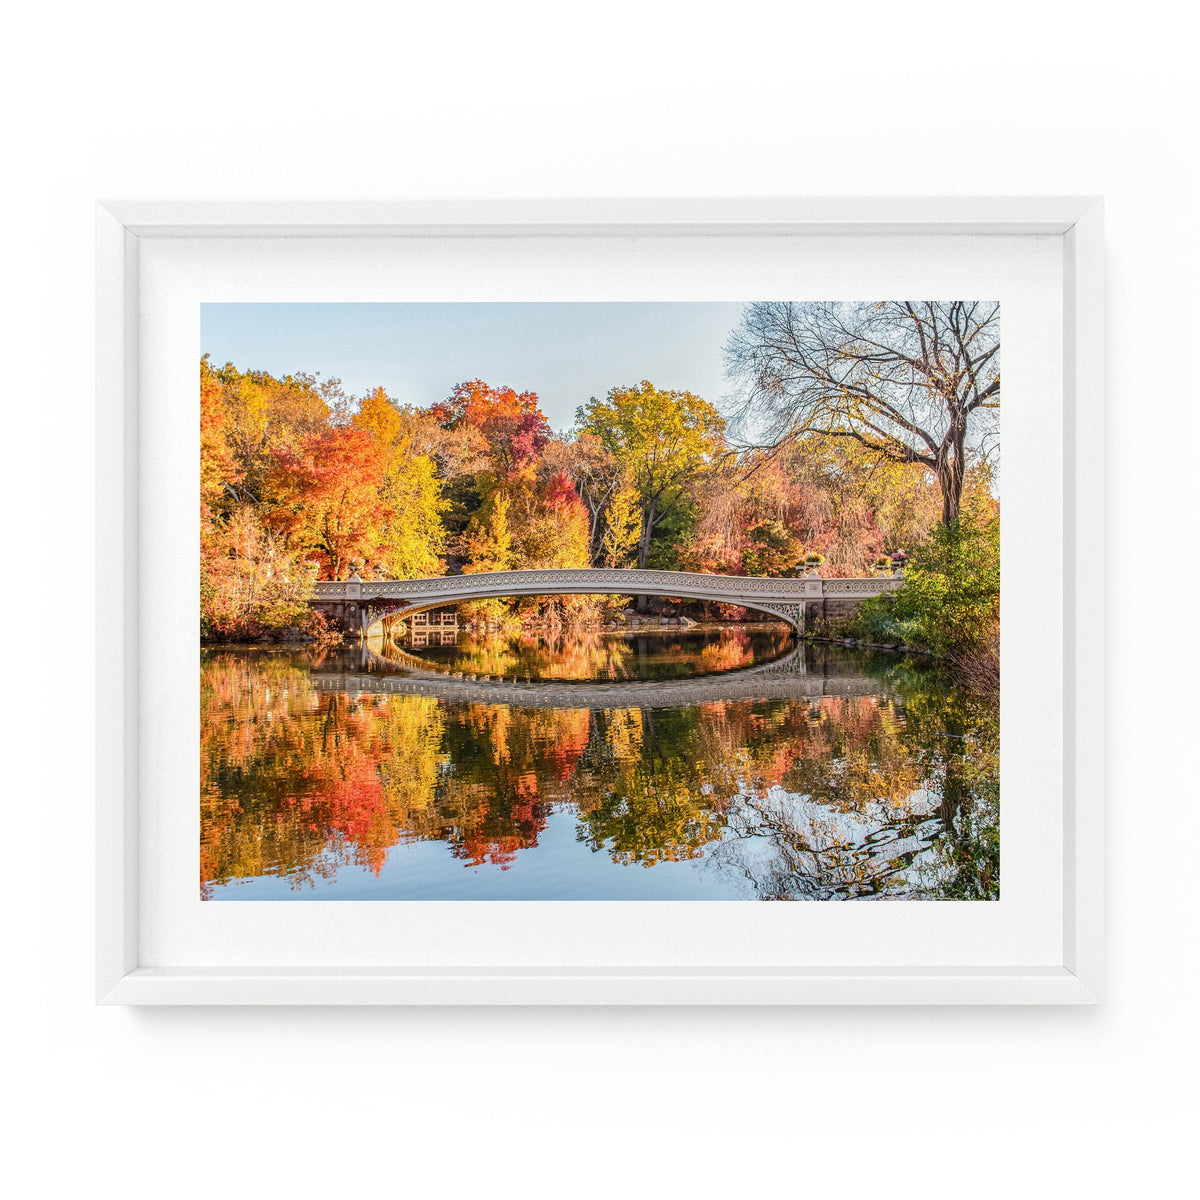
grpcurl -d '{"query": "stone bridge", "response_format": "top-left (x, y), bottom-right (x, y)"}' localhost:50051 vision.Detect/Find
top-left (311, 644), bottom-right (894, 710)
top-left (310, 567), bottom-right (902, 637)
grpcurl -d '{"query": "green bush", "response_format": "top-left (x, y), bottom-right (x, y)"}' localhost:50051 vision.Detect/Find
top-left (846, 496), bottom-right (999, 659)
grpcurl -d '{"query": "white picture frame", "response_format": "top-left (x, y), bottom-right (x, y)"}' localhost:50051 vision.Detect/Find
top-left (96, 197), bottom-right (1104, 1005)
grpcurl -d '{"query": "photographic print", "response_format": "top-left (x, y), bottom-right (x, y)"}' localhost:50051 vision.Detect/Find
top-left (200, 300), bottom-right (1000, 901)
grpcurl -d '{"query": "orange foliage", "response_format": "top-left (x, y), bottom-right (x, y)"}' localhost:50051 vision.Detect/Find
top-left (432, 378), bottom-right (550, 475)
top-left (266, 426), bottom-right (391, 579)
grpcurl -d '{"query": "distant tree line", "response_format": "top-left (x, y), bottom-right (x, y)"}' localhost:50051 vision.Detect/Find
top-left (200, 300), bottom-right (999, 640)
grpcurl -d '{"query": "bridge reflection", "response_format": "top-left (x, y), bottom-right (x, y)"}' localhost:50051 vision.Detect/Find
top-left (308, 641), bottom-right (893, 709)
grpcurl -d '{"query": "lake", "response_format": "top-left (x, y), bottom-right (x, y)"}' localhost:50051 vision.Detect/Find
top-left (200, 627), bottom-right (998, 900)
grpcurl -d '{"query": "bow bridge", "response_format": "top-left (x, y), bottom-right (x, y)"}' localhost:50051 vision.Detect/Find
top-left (310, 567), bottom-right (902, 638)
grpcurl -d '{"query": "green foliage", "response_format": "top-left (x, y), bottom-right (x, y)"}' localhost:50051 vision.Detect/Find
top-left (847, 495), bottom-right (999, 660)
top-left (646, 498), bottom-right (699, 571)
top-left (741, 519), bottom-right (801, 577)
top-left (578, 381), bottom-right (725, 569)
top-left (439, 475), bottom-right (484, 538)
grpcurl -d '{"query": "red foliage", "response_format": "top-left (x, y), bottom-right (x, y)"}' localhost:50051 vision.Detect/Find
top-left (433, 379), bottom-right (551, 474)
top-left (540, 470), bottom-right (587, 515)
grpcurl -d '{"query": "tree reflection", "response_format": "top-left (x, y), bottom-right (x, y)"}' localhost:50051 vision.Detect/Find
top-left (707, 788), bottom-right (944, 900)
top-left (383, 625), bottom-right (785, 682)
top-left (201, 652), bottom-right (448, 894)
top-left (434, 702), bottom-right (591, 867)
top-left (694, 678), bottom-right (999, 900)
top-left (569, 708), bottom-right (733, 865)
top-left (201, 643), bottom-right (998, 899)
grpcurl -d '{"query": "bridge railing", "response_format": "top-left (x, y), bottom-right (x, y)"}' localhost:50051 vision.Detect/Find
top-left (311, 567), bottom-right (902, 603)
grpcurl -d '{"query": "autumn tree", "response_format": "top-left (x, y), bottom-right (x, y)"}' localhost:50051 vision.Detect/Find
top-left (350, 387), bottom-right (447, 578)
top-left (577, 381), bottom-right (726, 571)
top-left (397, 405), bottom-right (489, 480)
top-left (200, 357), bottom-right (330, 635)
top-left (541, 431), bottom-right (623, 562)
top-left (724, 301), bottom-right (1000, 525)
top-left (677, 431), bottom-right (960, 579)
top-left (490, 467), bottom-right (589, 565)
top-left (432, 378), bottom-right (551, 475)
top-left (200, 507), bottom-right (315, 638)
top-left (463, 489), bottom-right (515, 573)
top-left (601, 472), bottom-right (642, 568)
top-left (461, 467), bottom-right (594, 624)
top-left (200, 356), bottom-right (240, 516)
top-left (517, 471), bottom-right (591, 570)
top-left (204, 358), bottom-right (336, 508)
top-left (266, 426), bottom-right (392, 579)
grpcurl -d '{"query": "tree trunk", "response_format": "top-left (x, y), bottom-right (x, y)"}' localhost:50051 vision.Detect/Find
top-left (939, 466), bottom-right (961, 525)
top-left (589, 505), bottom-right (603, 564)
top-left (938, 412), bottom-right (967, 526)
top-left (636, 499), bottom-right (656, 611)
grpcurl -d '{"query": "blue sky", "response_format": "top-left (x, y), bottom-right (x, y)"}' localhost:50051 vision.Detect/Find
top-left (201, 301), bottom-right (748, 431)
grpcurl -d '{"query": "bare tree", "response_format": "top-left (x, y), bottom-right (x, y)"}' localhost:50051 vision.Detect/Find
top-left (725, 301), bottom-right (1000, 525)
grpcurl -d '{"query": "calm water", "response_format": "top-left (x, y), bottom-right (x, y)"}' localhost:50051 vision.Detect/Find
top-left (200, 627), bottom-right (999, 901)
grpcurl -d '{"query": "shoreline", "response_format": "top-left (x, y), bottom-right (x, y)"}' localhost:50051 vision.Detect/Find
top-left (201, 620), bottom-right (927, 655)
top-left (201, 618), bottom-right (783, 648)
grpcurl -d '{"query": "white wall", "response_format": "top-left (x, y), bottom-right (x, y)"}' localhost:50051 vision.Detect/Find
top-left (3, 2), bottom-right (1194, 1195)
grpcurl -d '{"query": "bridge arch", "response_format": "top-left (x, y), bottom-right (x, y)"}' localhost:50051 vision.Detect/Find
top-left (364, 593), bottom-right (806, 641)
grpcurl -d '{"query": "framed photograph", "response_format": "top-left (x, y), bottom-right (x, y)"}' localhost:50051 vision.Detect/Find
top-left (96, 197), bottom-right (1103, 1004)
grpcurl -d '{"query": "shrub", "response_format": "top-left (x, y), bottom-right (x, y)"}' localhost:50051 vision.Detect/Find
top-left (895, 497), bottom-right (998, 659)
top-left (200, 506), bottom-right (316, 639)
top-left (460, 597), bottom-right (522, 630)
top-left (843, 495), bottom-right (999, 672)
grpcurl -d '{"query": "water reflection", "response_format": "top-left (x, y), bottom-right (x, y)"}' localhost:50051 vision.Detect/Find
top-left (200, 632), bottom-right (998, 901)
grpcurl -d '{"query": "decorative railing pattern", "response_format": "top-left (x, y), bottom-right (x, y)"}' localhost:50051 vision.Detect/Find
top-left (822, 578), bottom-right (903, 594)
top-left (312, 568), bottom-right (901, 603)
top-left (310, 568), bottom-right (900, 634)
